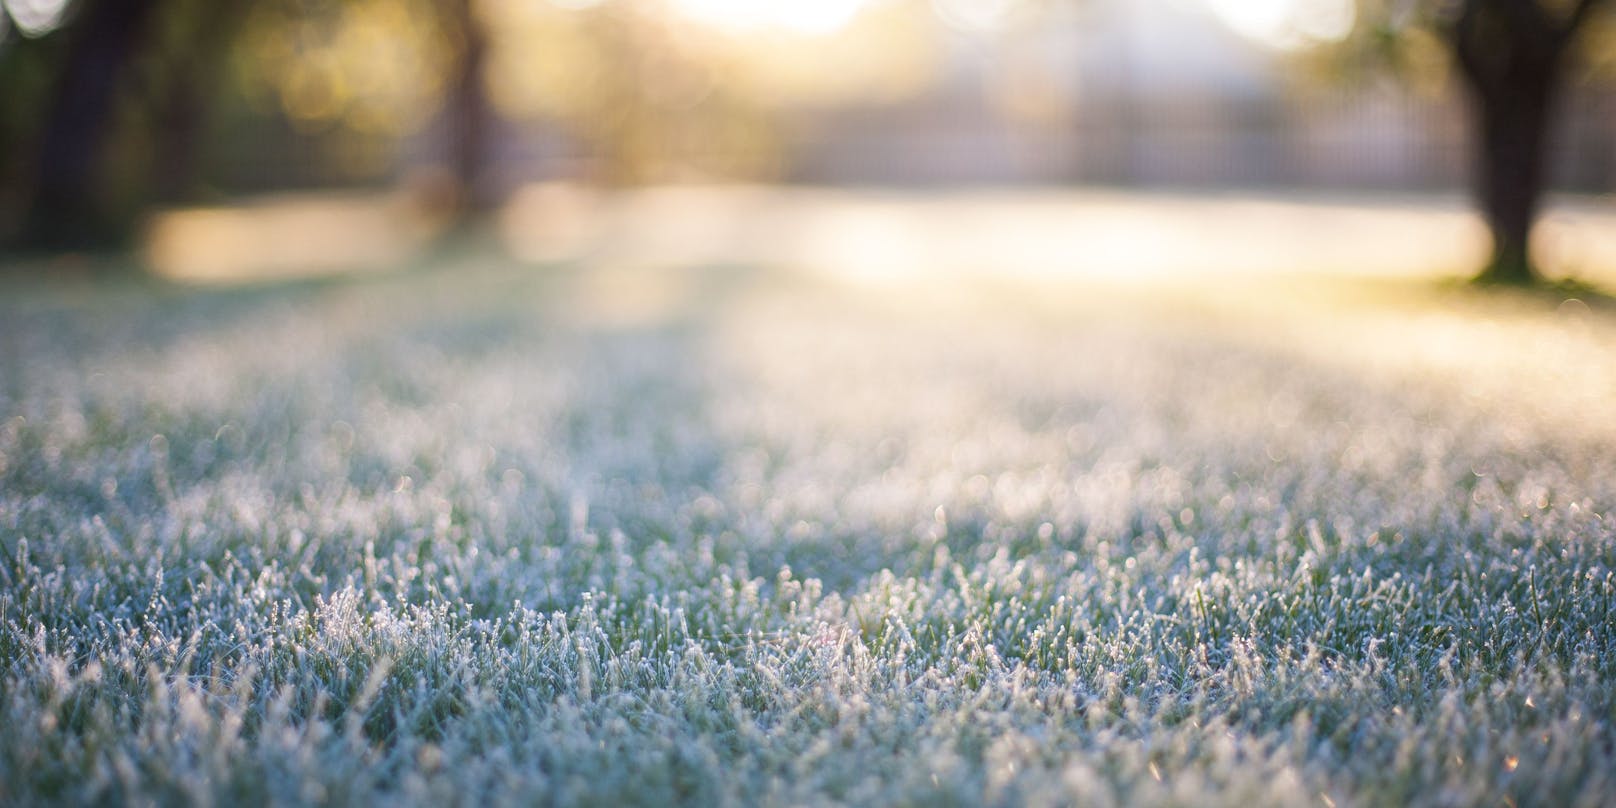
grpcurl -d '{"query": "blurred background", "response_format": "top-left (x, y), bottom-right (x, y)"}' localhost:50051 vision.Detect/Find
top-left (0, 0), bottom-right (1612, 283)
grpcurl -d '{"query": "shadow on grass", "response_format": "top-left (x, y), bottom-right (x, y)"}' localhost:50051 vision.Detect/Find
top-left (1428, 273), bottom-right (1616, 315)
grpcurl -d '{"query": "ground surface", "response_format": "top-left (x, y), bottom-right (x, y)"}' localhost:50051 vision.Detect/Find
top-left (3, 193), bottom-right (1616, 806)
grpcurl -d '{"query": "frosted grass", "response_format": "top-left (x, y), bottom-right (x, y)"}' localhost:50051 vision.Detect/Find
top-left (1, 256), bottom-right (1614, 806)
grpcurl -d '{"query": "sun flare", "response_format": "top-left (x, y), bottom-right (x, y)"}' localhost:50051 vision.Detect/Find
top-left (665, 0), bottom-right (871, 34)
top-left (1203, 0), bottom-right (1356, 49)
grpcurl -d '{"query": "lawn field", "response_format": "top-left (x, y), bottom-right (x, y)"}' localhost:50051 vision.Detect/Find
top-left (3, 213), bottom-right (1616, 805)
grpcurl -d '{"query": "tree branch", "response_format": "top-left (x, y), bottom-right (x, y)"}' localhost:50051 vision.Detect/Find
top-left (1560, 0), bottom-right (1609, 42)
top-left (1445, 1), bottom-right (1491, 83)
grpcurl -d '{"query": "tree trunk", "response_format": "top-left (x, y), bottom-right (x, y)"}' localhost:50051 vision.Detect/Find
top-left (151, 72), bottom-right (206, 205)
top-left (1446, 0), bottom-right (1603, 286)
top-left (1468, 67), bottom-right (1557, 285)
top-left (445, 0), bottom-right (493, 215)
top-left (151, 1), bottom-right (251, 206)
top-left (20, 0), bottom-right (163, 250)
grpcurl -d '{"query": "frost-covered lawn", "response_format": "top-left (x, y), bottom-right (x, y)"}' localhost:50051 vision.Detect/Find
top-left (2, 245), bottom-right (1615, 807)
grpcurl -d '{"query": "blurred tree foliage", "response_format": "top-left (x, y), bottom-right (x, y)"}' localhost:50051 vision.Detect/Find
top-left (476, 0), bottom-right (939, 184)
top-left (481, 1), bottom-right (779, 184)
top-left (0, 0), bottom-right (941, 252)
top-left (0, 0), bottom-right (453, 250)
top-left (2, 0), bottom-right (165, 249)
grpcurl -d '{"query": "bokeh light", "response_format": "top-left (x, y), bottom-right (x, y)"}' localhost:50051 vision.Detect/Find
top-left (1204, 0), bottom-right (1357, 49)
top-left (931, 0), bottom-right (1019, 33)
top-left (2, 0), bottom-right (71, 37)
top-left (667, 0), bottom-right (871, 34)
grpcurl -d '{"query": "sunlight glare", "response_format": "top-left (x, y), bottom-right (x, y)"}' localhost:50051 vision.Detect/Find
top-left (3, 0), bottom-right (72, 37)
top-left (931, 0), bottom-right (1018, 33)
top-left (667, 0), bottom-right (870, 35)
top-left (1204, 0), bottom-right (1355, 49)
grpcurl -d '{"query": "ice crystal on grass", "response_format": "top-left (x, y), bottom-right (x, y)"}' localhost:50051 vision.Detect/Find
top-left (1, 255), bottom-right (1614, 806)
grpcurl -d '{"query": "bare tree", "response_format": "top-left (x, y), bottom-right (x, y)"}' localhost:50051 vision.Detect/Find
top-left (1447, 0), bottom-right (1609, 284)
top-left (1344, 0), bottom-right (1611, 284)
